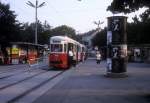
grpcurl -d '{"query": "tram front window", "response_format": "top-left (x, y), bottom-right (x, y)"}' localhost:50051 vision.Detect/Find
top-left (51, 44), bottom-right (62, 52)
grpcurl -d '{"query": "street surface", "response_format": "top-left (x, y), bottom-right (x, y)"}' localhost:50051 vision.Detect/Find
top-left (0, 58), bottom-right (150, 103)
top-left (33, 59), bottom-right (150, 103)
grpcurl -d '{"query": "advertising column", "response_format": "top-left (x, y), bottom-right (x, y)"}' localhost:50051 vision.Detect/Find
top-left (106, 16), bottom-right (128, 77)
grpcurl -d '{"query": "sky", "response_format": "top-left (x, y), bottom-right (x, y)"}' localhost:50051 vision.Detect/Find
top-left (0, 0), bottom-right (145, 33)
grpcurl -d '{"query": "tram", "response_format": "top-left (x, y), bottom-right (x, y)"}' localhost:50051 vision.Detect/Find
top-left (49, 36), bottom-right (86, 69)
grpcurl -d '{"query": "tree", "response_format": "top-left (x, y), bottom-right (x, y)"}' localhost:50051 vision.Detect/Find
top-left (140, 9), bottom-right (150, 23)
top-left (107, 0), bottom-right (150, 14)
top-left (91, 28), bottom-right (107, 59)
top-left (38, 21), bottom-right (52, 44)
top-left (51, 25), bottom-right (77, 40)
top-left (92, 28), bottom-right (107, 48)
top-left (126, 17), bottom-right (150, 44)
top-left (0, 2), bottom-right (23, 58)
top-left (21, 21), bottom-right (52, 44)
top-left (21, 23), bottom-right (35, 43)
top-left (0, 2), bottom-right (20, 45)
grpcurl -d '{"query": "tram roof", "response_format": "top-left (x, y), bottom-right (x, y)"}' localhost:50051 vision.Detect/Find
top-left (50, 36), bottom-right (80, 44)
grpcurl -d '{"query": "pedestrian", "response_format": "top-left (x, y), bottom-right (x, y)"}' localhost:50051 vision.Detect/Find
top-left (72, 49), bottom-right (77, 67)
top-left (96, 51), bottom-right (101, 64)
top-left (68, 48), bottom-right (73, 67)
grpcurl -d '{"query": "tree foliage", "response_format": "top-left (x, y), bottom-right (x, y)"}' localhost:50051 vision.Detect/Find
top-left (92, 28), bottom-right (107, 48)
top-left (20, 23), bottom-right (77, 44)
top-left (0, 2), bottom-right (21, 45)
top-left (51, 25), bottom-right (77, 39)
top-left (107, 0), bottom-right (150, 14)
top-left (20, 21), bottom-right (52, 44)
top-left (127, 18), bottom-right (150, 44)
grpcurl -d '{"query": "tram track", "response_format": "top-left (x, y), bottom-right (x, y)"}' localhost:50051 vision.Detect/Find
top-left (0, 65), bottom-right (32, 80)
top-left (0, 74), bottom-right (14, 80)
top-left (0, 70), bottom-right (47, 90)
top-left (0, 65), bottom-right (48, 80)
top-left (14, 68), bottom-right (75, 103)
top-left (0, 68), bottom-right (66, 103)
top-left (8, 70), bottom-right (65, 103)
top-left (0, 64), bottom-right (50, 91)
top-left (0, 69), bottom-right (39, 81)
top-left (0, 68), bottom-right (28, 78)
top-left (0, 65), bottom-right (29, 74)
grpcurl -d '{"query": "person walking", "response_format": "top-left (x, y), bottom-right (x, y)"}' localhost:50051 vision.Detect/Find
top-left (96, 51), bottom-right (101, 64)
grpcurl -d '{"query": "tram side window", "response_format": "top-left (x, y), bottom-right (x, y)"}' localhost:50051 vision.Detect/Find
top-left (82, 47), bottom-right (85, 52)
top-left (68, 43), bottom-right (73, 51)
top-left (51, 44), bottom-right (62, 52)
top-left (78, 45), bottom-right (81, 52)
top-left (64, 44), bottom-right (67, 52)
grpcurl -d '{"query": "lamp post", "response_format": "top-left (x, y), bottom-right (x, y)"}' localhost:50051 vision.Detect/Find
top-left (26, 0), bottom-right (45, 44)
top-left (94, 20), bottom-right (104, 32)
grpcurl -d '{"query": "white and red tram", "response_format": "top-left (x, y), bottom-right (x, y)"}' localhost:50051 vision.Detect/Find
top-left (49, 36), bottom-right (85, 69)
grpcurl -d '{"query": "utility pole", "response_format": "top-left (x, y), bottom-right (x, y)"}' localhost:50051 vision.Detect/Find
top-left (26, 0), bottom-right (46, 44)
top-left (94, 20), bottom-right (104, 32)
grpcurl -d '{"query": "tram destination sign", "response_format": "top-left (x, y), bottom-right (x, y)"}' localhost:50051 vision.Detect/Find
top-left (52, 39), bottom-right (61, 43)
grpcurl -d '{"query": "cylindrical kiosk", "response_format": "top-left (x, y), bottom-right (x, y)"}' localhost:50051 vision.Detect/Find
top-left (106, 16), bottom-right (128, 78)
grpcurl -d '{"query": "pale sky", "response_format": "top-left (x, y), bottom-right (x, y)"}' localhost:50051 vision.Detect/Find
top-left (0, 0), bottom-right (144, 33)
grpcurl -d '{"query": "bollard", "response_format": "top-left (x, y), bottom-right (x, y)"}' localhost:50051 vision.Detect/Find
top-left (106, 16), bottom-right (128, 78)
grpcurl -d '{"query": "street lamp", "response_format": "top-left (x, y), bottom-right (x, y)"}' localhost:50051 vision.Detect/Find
top-left (94, 20), bottom-right (104, 32)
top-left (26, 0), bottom-right (46, 44)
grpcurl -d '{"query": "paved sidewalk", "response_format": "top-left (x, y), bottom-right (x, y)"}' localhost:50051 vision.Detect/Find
top-left (33, 59), bottom-right (150, 103)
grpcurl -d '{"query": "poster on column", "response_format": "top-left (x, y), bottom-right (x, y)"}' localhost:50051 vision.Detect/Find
top-left (112, 45), bottom-right (127, 59)
top-left (112, 47), bottom-right (119, 58)
top-left (120, 45), bottom-right (127, 58)
top-left (107, 58), bottom-right (112, 72)
top-left (107, 31), bottom-right (112, 45)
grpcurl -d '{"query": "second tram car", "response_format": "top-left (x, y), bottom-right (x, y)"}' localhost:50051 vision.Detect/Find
top-left (49, 36), bottom-right (86, 69)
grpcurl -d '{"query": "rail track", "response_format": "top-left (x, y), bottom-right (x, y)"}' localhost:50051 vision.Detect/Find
top-left (0, 67), bottom-right (66, 103)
